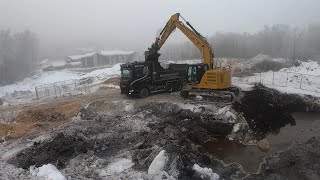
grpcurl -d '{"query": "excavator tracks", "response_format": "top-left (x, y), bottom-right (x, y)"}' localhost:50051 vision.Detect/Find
top-left (180, 87), bottom-right (240, 104)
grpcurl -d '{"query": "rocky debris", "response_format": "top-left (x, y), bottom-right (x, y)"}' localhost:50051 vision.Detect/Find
top-left (0, 98), bottom-right (3, 106)
top-left (131, 102), bottom-right (243, 179)
top-left (245, 137), bottom-right (320, 180)
top-left (233, 84), bottom-right (296, 139)
top-left (257, 139), bottom-right (270, 152)
top-left (8, 133), bottom-right (93, 169)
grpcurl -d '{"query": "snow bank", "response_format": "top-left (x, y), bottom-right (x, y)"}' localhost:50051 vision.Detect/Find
top-left (233, 60), bottom-right (320, 97)
top-left (279, 60), bottom-right (320, 76)
top-left (30, 164), bottom-right (66, 180)
top-left (192, 164), bottom-right (220, 180)
top-left (148, 150), bottom-right (168, 175)
top-left (0, 71), bottom-right (80, 97)
top-left (80, 63), bottom-right (121, 83)
top-left (0, 63), bottom-right (121, 98)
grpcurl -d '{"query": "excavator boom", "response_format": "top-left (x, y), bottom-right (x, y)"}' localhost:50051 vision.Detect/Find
top-left (146, 13), bottom-right (239, 103)
top-left (147, 13), bottom-right (214, 69)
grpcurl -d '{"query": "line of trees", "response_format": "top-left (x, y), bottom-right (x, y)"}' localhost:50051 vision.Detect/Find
top-left (159, 24), bottom-right (320, 61)
top-left (0, 30), bottom-right (39, 85)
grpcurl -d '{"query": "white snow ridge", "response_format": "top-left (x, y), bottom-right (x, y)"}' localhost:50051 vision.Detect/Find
top-left (193, 164), bottom-right (220, 180)
top-left (30, 164), bottom-right (66, 180)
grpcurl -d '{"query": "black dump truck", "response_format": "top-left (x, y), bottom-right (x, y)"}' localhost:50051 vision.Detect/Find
top-left (120, 53), bottom-right (186, 98)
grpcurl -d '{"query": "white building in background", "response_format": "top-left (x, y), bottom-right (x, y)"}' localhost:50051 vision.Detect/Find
top-left (65, 50), bottom-right (136, 68)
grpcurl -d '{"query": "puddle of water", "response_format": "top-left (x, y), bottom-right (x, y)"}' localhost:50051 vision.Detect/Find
top-left (199, 112), bottom-right (320, 173)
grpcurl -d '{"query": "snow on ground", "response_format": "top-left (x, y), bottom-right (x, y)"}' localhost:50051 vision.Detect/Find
top-left (81, 63), bottom-right (121, 82)
top-left (176, 103), bottom-right (206, 113)
top-left (0, 63), bottom-right (121, 99)
top-left (0, 71), bottom-right (80, 97)
top-left (216, 105), bottom-right (237, 120)
top-left (30, 164), bottom-right (66, 180)
top-left (279, 60), bottom-right (320, 75)
top-left (102, 158), bottom-right (134, 176)
top-left (233, 60), bottom-right (320, 97)
top-left (192, 164), bottom-right (220, 180)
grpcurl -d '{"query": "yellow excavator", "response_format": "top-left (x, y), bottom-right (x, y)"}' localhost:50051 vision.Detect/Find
top-left (146, 13), bottom-right (239, 102)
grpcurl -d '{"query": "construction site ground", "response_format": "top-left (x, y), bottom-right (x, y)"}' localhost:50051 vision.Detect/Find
top-left (1, 85), bottom-right (320, 179)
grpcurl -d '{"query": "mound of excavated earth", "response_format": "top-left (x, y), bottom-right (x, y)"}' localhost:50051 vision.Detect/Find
top-left (3, 88), bottom-right (320, 179)
top-left (8, 133), bottom-right (93, 169)
top-left (131, 102), bottom-right (244, 179)
top-left (233, 84), bottom-right (298, 139)
top-left (245, 137), bottom-right (320, 180)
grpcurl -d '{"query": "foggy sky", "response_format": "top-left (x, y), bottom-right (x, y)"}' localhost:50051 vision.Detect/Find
top-left (1, 0), bottom-right (320, 57)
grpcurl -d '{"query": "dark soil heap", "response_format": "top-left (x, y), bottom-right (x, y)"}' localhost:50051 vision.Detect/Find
top-left (8, 133), bottom-right (93, 169)
top-left (233, 84), bottom-right (296, 139)
top-left (132, 103), bottom-right (243, 179)
top-left (245, 137), bottom-right (320, 180)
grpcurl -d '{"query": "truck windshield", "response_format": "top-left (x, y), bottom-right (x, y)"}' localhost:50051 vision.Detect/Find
top-left (121, 69), bottom-right (132, 78)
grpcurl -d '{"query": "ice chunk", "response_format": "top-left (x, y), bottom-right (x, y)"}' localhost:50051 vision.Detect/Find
top-left (148, 150), bottom-right (168, 175)
top-left (33, 164), bottom-right (66, 180)
top-left (192, 164), bottom-right (220, 180)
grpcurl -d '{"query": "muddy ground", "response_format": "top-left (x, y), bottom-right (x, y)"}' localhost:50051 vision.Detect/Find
top-left (0, 84), bottom-right (320, 179)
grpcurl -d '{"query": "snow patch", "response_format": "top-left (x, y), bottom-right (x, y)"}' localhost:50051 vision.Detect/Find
top-left (30, 164), bottom-right (66, 180)
top-left (148, 150), bottom-right (168, 175)
top-left (177, 103), bottom-right (206, 113)
top-left (217, 106), bottom-right (236, 120)
top-left (225, 111), bottom-right (237, 120)
top-left (103, 158), bottom-right (134, 176)
top-left (80, 63), bottom-right (121, 83)
top-left (0, 71), bottom-right (80, 97)
top-left (0, 63), bottom-right (121, 99)
top-left (279, 60), bottom-right (320, 75)
top-left (192, 164), bottom-right (220, 180)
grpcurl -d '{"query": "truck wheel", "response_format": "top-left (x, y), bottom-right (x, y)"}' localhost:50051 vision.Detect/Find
top-left (167, 84), bottom-right (173, 92)
top-left (174, 83), bottom-right (182, 91)
top-left (139, 88), bottom-right (149, 98)
top-left (180, 91), bottom-right (189, 99)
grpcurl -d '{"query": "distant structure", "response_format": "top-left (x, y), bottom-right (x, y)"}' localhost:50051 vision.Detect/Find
top-left (65, 50), bottom-right (136, 68)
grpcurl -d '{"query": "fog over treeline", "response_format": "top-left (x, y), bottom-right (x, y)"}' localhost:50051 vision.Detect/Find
top-left (159, 24), bottom-right (320, 61)
top-left (0, 30), bottom-right (39, 84)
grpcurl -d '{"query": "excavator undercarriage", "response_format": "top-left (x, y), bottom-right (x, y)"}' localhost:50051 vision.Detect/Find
top-left (180, 87), bottom-right (240, 103)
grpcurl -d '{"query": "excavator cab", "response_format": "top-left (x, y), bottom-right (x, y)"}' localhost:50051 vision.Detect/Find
top-left (185, 64), bottom-right (208, 84)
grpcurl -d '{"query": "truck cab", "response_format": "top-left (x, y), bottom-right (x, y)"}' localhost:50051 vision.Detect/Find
top-left (120, 60), bottom-right (185, 98)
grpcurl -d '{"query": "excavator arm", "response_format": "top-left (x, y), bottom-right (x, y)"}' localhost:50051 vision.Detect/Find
top-left (147, 13), bottom-right (214, 69)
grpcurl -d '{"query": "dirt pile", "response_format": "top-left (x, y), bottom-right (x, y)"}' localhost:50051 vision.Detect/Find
top-left (233, 84), bottom-right (296, 139)
top-left (8, 133), bottom-right (93, 169)
top-left (245, 137), bottom-right (320, 180)
top-left (233, 55), bottom-right (290, 77)
top-left (132, 103), bottom-right (243, 179)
